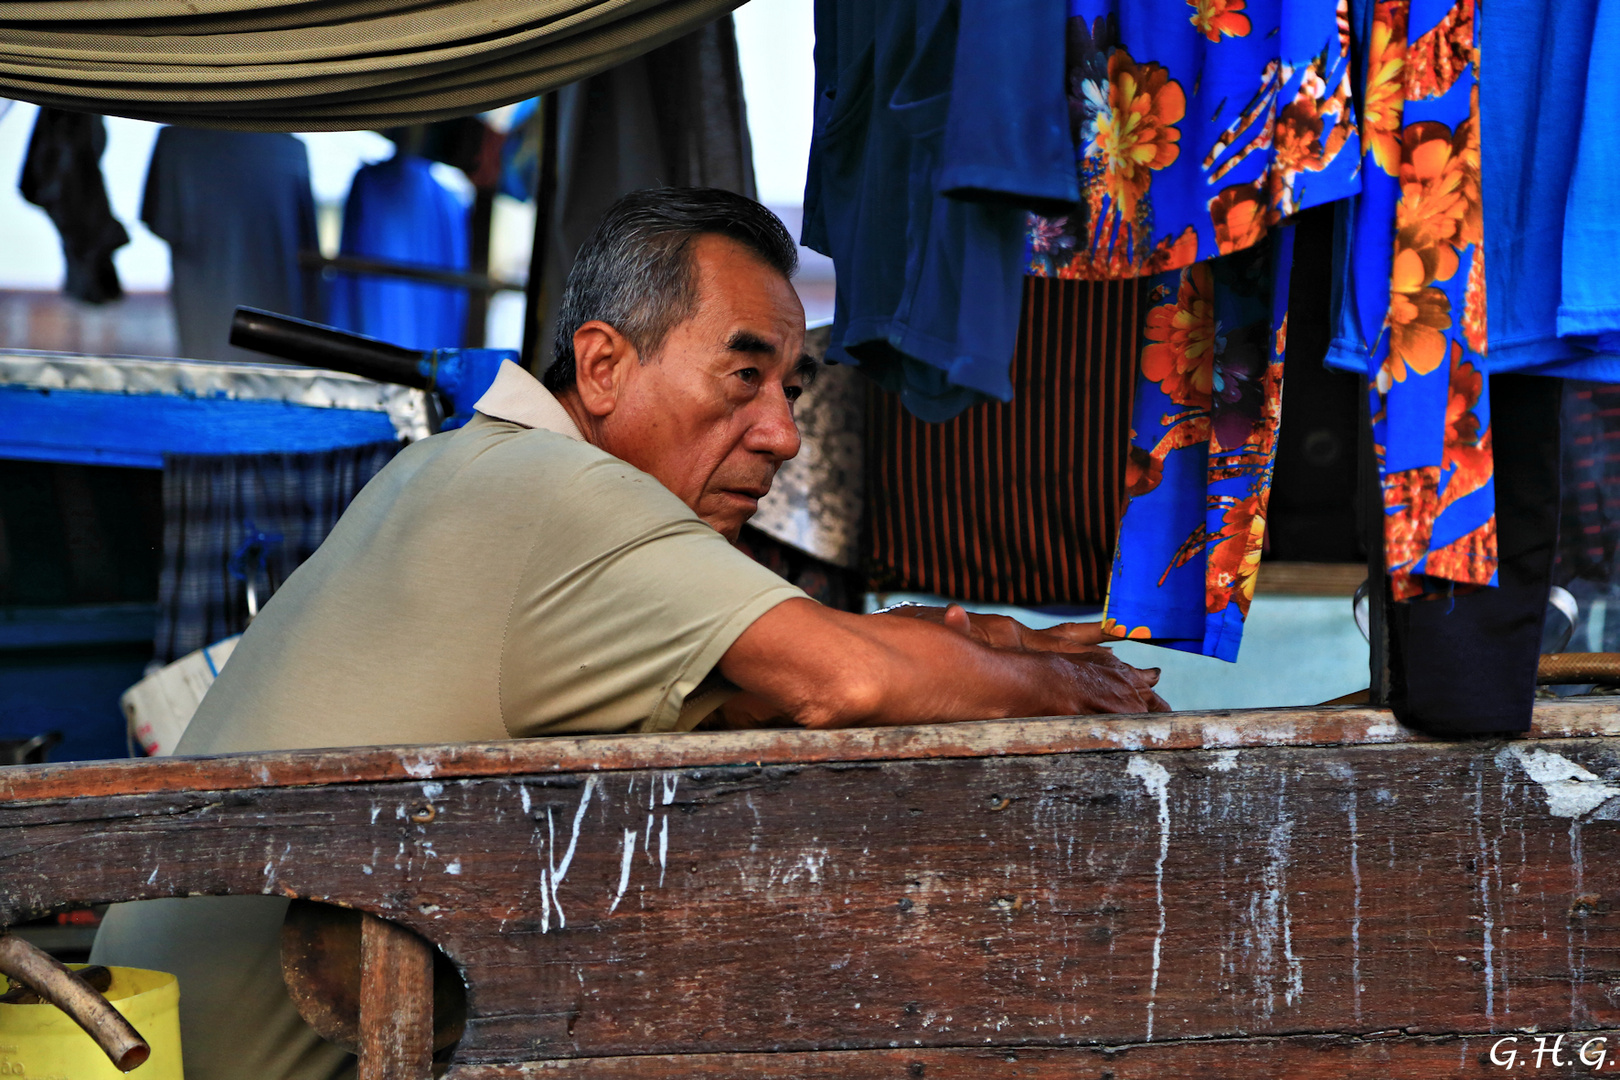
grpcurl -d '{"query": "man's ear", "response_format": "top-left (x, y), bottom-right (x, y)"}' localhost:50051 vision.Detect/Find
top-left (570, 321), bottom-right (638, 418)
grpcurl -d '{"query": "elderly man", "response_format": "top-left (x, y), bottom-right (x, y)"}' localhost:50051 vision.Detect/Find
top-left (92, 188), bottom-right (1166, 1080)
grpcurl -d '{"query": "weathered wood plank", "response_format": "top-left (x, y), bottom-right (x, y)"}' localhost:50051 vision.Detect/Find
top-left (456, 1032), bottom-right (1620, 1079)
top-left (2, 734), bottom-right (1619, 1074)
top-left (0, 699), bottom-right (1616, 805)
top-left (359, 913), bottom-right (434, 1080)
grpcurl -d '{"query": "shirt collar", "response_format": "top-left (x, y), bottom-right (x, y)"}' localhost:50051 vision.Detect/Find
top-left (472, 360), bottom-right (584, 441)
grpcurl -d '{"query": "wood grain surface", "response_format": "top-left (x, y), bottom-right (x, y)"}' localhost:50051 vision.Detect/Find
top-left (3, 698), bottom-right (1617, 805)
top-left (2, 704), bottom-right (1619, 1076)
top-left (358, 913), bottom-right (433, 1080)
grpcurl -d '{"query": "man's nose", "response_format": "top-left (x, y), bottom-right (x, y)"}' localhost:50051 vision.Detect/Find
top-left (746, 389), bottom-right (802, 462)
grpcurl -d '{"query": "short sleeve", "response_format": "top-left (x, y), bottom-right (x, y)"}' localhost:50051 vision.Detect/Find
top-left (499, 456), bottom-right (808, 736)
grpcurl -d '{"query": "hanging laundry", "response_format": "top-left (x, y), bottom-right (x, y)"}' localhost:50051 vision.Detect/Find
top-left (1325, 0), bottom-right (1493, 600)
top-left (1022, 0), bottom-right (1354, 660)
top-left (866, 275), bottom-right (1144, 605)
top-left (1100, 231), bottom-right (1293, 660)
top-left (1558, 0), bottom-right (1620, 359)
top-left (1476, 0), bottom-right (1620, 379)
top-left (19, 108), bottom-right (129, 304)
top-left (142, 128), bottom-right (324, 363)
top-left (1024, 0), bottom-right (1361, 280)
top-left (327, 154), bottom-right (469, 352)
top-left (1385, 373), bottom-right (1561, 734)
top-left (528, 16), bottom-right (757, 373)
top-left (802, 0), bottom-right (1078, 420)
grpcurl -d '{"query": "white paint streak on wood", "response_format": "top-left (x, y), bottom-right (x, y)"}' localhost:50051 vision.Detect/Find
top-left (658, 814), bottom-right (669, 887)
top-left (545, 777), bottom-right (598, 930)
top-left (609, 828), bottom-right (636, 914)
top-left (1474, 770), bottom-right (1496, 1026)
top-left (1570, 818), bottom-right (1586, 1030)
top-left (1127, 754), bottom-right (1171, 1042)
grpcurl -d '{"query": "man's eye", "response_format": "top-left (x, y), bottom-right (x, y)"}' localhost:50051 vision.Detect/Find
top-left (785, 385), bottom-right (803, 403)
top-left (735, 367), bottom-right (761, 384)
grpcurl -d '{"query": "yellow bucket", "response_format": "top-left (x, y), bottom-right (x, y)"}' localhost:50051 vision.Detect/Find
top-left (0, 965), bottom-right (182, 1079)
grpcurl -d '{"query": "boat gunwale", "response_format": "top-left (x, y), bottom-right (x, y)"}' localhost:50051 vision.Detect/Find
top-left (1, 700), bottom-right (1616, 805)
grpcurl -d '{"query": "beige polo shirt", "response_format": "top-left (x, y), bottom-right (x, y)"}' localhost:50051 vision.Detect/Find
top-left (177, 359), bottom-right (808, 756)
top-left (93, 362), bottom-right (808, 1080)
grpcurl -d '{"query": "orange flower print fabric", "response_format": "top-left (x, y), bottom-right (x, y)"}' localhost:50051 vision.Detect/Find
top-left (1026, 0), bottom-right (1360, 281)
top-left (1102, 234), bottom-right (1294, 661)
top-left (1327, 0), bottom-right (1494, 600)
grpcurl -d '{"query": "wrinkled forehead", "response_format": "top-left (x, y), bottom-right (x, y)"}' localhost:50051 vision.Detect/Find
top-left (687, 235), bottom-right (806, 342)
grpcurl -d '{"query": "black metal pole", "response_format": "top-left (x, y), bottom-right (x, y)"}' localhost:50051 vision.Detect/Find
top-left (520, 92), bottom-right (561, 373)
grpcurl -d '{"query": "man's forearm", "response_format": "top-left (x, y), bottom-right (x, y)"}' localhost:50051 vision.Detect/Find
top-left (718, 599), bottom-right (1165, 727)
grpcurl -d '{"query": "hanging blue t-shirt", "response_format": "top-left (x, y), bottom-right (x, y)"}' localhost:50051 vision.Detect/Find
top-left (1478, 0), bottom-right (1620, 379)
top-left (1561, 0), bottom-right (1620, 352)
top-left (329, 154), bottom-right (469, 353)
top-left (802, 0), bottom-right (1076, 420)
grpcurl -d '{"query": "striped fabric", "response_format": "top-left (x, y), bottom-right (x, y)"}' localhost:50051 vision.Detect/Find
top-left (1558, 382), bottom-right (1620, 586)
top-left (865, 275), bottom-right (1144, 606)
top-left (155, 440), bottom-right (401, 663)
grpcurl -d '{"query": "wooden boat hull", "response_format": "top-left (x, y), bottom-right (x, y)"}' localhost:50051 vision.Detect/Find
top-left (2, 703), bottom-right (1617, 1077)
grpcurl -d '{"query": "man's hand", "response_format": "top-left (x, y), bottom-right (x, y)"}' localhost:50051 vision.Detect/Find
top-left (872, 603), bottom-right (1167, 714)
top-left (719, 598), bottom-right (1170, 730)
top-left (874, 602), bottom-right (1112, 651)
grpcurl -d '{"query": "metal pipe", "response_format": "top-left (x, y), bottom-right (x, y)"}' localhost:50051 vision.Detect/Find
top-left (0, 933), bottom-right (150, 1072)
top-left (229, 307), bottom-right (430, 389)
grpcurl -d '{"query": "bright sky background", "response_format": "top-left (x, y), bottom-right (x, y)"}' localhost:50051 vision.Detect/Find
top-left (0, 0), bottom-right (816, 292)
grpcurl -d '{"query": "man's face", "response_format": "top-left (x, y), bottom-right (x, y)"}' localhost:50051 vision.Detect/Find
top-left (592, 234), bottom-right (809, 542)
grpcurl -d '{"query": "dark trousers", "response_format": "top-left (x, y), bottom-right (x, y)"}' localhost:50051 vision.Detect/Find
top-left (1386, 374), bottom-right (1563, 734)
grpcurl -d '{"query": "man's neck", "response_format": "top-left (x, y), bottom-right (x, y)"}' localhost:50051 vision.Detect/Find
top-left (556, 390), bottom-right (602, 449)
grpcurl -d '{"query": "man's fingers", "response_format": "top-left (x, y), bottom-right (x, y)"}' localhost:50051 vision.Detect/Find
top-left (1042, 621), bottom-right (1112, 647)
top-left (942, 604), bottom-right (974, 637)
top-left (1144, 690), bottom-right (1173, 713)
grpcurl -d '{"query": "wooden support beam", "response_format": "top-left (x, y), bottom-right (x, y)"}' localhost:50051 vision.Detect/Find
top-left (359, 913), bottom-right (434, 1080)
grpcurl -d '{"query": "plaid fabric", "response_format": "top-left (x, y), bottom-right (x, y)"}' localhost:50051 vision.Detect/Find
top-left (154, 440), bottom-right (401, 663)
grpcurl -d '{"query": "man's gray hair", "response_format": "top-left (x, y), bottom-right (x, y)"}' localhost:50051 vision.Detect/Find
top-left (542, 188), bottom-right (799, 394)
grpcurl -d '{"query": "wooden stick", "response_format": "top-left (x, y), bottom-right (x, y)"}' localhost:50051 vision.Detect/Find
top-left (0, 933), bottom-right (149, 1072)
top-left (358, 913), bottom-right (434, 1080)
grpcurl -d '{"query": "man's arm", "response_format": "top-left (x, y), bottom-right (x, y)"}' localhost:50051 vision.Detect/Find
top-left (717, 598), bottom-right (1168, 730)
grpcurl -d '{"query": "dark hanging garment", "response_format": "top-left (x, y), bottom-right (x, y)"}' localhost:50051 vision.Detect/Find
top-left (531, 16), bottom-right (757, 375)
top-left (1557, 382), bottom-right (1620, 593)
top-left (865, 275), bottom-right (1142, 606)
top-left (802, 0), bottom-right (1077, 421)
top-left (18, 108), bottom-right (129, 304)
top-left (141, 127), bottom-right (324, 363)
top-left (154, 440), bottom-right (400, 663)
top-left (1386, 374), bottom-right (1563, 735)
